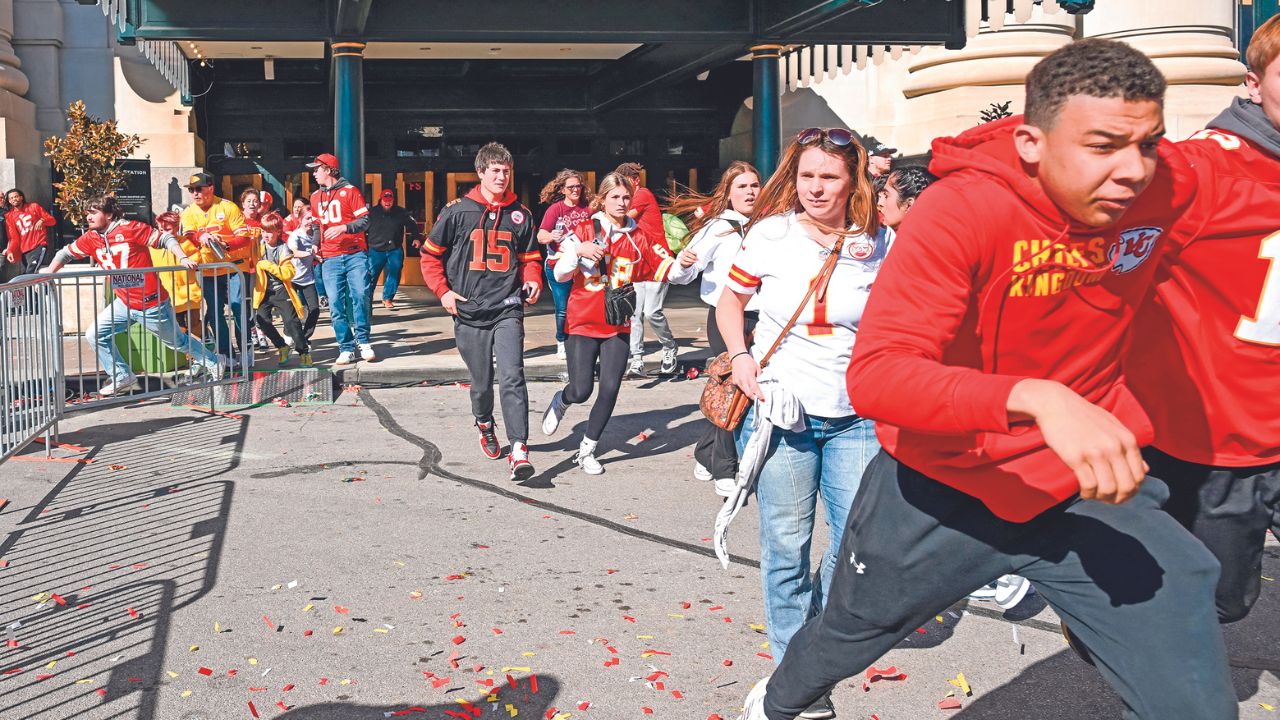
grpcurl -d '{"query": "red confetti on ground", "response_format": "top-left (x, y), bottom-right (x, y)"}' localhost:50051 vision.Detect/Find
top-left (51, 593), bottom-right (66, 606)
top-left (431, 677), bottom-right (451, 689)
top-left (197, 667), bottom-right (213, 676)
top-left (228, 669), bottom-right (238, 677)
top-left (335, 605), bottom-right (350, 614)
top-left (491, 627), bottom-right (503, 635)
top-left (938, 698), bottom-right (962, 710)
top-left (672, 690), bottom-right (684, 699)
top-left (623, 615), bottom-right (636, 623)
top-left (723, 659), bottom-right (733, 667)
top-left (531, 674), bottom-right (539, 693)
top-left (451, 635), bottom-right (465, 645)
top-left (282, 684), bottom-right (295, 692)
top-left (916, 627), bottom-right (927, 634)
top-left (723, 617), bottom-right (733, 623)
top-left (559, 630), bottom-right (576, 635)
top-left (249, 700), bottom-right (260, 718)
top-left (708, 715), bottom-right (723, 720)
top-left (446, 574), bottom-right (466, 581)
top-left (603, 658), bottom-right (620, 668)
top-left (35, 674), bottom-right (52, 680)
top-left (96, 688), bottom-right (106, 696)
top-left (607, 569), bottom-right (618, 574)
top-left (643, 708), bottom-right (654, 715)
top-left (276, 701), bottom-right (290, 711)
top-left (2, 669), bottom-right (22, 676)
top-left (319, 678), bottom-right (328, 686)
top-left (680, 601), bottom-right (691, 609)
top-left (756, 652), bottom-right (774, 661)
top-left (262, 615), bottom-right (274, 630)
top-left (303, 630), bottom-right (313, 637)
top-left (708, 605), bottom-right (724, 612)
top-left (6, 640), bottom-right (16, 648)
top-left (128, 607), bottom-right (138, 619)
top-left (578, 702), bottom-right (591, 710)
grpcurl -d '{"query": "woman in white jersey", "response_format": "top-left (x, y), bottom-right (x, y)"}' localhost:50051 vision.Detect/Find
top-left (717, 128), bottom-right (884, 720)
top-left (666, 161), bottom-right (761, 497)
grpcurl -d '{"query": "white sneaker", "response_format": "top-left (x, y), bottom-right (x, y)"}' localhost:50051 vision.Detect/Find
top-left (968, 583), bottom-right (999, 601)
top-left (575, 438), bottom-right (604, 475)
top-left (359, 343), bottom-right (377, 362)
top-left (738, 676), bottom-right (770, 720)
top-left (798, 692), bottom-right (835, 719)
top-left (542, 390), bottom-right (567, 436)
top-left (556, 341), bottom-right (566, 360)
top-left (626, 358), bottom-right (646, 377)
top-left (97, 376), bottom-right (138, 397)
top-left (335, 351), bottom-right (356, 366)
top-left (660, 346), bottom-right (678, 374)
top-left (693, 462), bottom-right (713, 482)
top-left (284, 336), bottom-right (295, 348)
top-left (508, 442), bottom-right (534, 482)
top-left (994, 574), bottom-right (1033, 610)
top-left (714, 477), bottom-right (738, 498)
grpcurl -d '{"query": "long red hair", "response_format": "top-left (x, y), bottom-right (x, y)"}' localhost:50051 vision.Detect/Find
top-left (747, 133), bottom-right (878, 238)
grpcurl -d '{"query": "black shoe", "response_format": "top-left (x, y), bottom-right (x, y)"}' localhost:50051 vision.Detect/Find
top-left (476, 419), bottom-right (501, 459)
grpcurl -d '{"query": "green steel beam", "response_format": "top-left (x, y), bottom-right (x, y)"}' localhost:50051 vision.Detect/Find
top-left (755, 0), bottom-right (881, 39)
top-left (333, 0), bottom-right (374, 37)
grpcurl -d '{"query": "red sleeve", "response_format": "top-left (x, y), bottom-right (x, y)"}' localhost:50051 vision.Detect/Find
top-left (346, 188), bottom-right (369, 220)
top-left (519, 253), bottom-right (543, 286)
top-left (38, 205), bottom-right (55, 226)
top-left (845, 184), bottom-right (1026, 434)
top-left (225, 232), bottom-right (252, 251)
top-left (419, 247), bottom-right (450, 298)
top-left (633, 229), bottom-right (675, 283)
top-left (4, 213), bottom-right (16, 241)
top-left (539, 203), bottom-right (561, 232)
top-left (66, 232), bottom-right (97, 259)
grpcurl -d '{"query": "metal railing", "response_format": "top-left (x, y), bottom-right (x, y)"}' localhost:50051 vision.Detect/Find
top-left (1, 262), bottom-right (251, 462)
top-left (0, 275), bottom-right (64, 462)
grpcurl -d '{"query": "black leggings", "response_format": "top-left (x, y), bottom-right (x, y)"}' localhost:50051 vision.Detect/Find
top-left (695, 307), bottom-right (758, 477)
top-left (563, 333), bottom-right (630, 442)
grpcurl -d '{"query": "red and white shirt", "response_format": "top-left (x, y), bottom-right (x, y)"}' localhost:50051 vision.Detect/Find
top-left (555, 214), bottom-right (674, 338)
top-left (309, 180), bottom-right (369, 257)
top-left (726, 211), bottom-right (885, 418)
top-left (66, 220), bottom-right (170, 310)
top-left (5, 202), bottom-right (55, 254)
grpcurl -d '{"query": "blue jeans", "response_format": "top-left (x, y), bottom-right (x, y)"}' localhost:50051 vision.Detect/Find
top-left (321, 251), bottom-right (372, 352)
top-left (367, 247), bottom-right (404, 302)
top-left (85, 298), bottom-right (220, 384)
top-left (227, 271), bottom-right (251, 349)
top-left (544, 261), bottom-right (572, 342)
top-left (200, 274), bottom-right (232, 357)
top-left (736, 410), bottom-right (880, 664)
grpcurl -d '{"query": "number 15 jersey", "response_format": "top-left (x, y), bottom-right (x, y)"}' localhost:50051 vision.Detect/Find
top-left (1127, 118), bottom-right (1280, 467)
top-left (420, 186), bottom-right (540, 327)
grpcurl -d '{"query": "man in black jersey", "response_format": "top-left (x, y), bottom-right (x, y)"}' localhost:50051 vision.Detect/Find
top-left (420, 143), bottom-right (542, 481)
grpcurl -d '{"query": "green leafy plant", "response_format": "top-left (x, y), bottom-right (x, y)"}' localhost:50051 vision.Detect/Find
top-left (42, 101), bottom-right (143, 226)
top-left (979, 100), bottom-right (1014, 123)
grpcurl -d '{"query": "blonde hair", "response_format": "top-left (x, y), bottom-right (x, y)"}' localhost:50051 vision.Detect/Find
top-left (589, 172), bottom-right (635, 214)
top-left (747, 133), bottom-right (878, 238)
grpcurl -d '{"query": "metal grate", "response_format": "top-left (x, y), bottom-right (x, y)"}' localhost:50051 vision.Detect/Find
top-left (171, 368), bottom-right (334, 410)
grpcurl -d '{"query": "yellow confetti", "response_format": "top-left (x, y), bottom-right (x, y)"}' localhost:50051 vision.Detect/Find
top-left (393, 560), bottom-right (406, 567)
top-left (521, 652), bottom-right (536, 657)
top-left (501, 666), bottom-right (532, 673)
top-left (936, 615), bottom-right (945, 624)
top-left (166, 671), bottom-right (179, 679)
top-left (302, 604), bottom-right (314, 613)
top-left (31, 592), bottom-right (48, 603)
top-left (271, 584), bottom-right (282, 591)
top-left (180, 690), bottom-right (193, 698)
top-left (761, 641), bottom-right (770, 649)
top-left (409, 591), bottom-right (423, 599)
top-left (374, 628), bottom-right (389, 634)
top-left (948, 672), bottom-right (972, 696)
top-left (45, 661), bottom-right (56, 670)
top-left (667, 614), bottom-right (685, 619)
top-left (1260, 703), bottom-right (1275, 712)
top-left (189, 645), bottom-right (199, 652)
top-left (74, 678), bottom-right (94, 685)
top-left (332, 626), bottom-right (344, 635)
top-left (506, 703), bottom-right (519, 717)
top-left (637, 635), bottom-right (654, 640)
top-left (1262, 576), bottom-right (1275, 582)
top-left (748, 623), bottom-right (766, 631)
top-left (214, 622), bottom-right (222, 633)
top-left (339, 679), bottom-right (351, 685)
top-left (248, 658), bottom-right (258, 666)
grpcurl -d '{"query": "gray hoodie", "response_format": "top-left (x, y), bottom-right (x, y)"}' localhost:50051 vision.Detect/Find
top-left (1208, 97), bottom-right (1280, 157)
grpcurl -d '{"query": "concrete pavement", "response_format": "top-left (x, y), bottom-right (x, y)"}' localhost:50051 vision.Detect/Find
top-left (1, 380), bottom-right (1277, 720)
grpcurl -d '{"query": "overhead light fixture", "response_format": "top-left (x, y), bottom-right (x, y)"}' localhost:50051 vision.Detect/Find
top-left (264, 57), bottom-right (275, 80)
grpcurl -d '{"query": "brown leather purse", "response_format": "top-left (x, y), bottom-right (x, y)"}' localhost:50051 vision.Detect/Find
top-left (700, 237), bottom-right (845, 431)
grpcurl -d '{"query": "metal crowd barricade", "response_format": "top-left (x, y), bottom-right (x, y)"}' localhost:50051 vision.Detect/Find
top-left (0, 262), bottom-right (251, 463)
top-left (0, 275), bottom-right (64, 462)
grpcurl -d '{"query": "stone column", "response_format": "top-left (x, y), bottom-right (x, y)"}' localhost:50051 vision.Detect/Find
top-left (1086, 0), bottom-right (1245, 138)
top-left (0, 0), bottom-right (41, 200)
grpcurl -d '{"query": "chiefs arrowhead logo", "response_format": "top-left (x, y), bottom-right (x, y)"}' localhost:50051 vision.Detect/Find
top-left (1108, 226), bottom-right (1162, 274)
top-left (511, 210), bottom-right (526, 225)
top-left (848, 236), bottom-right (875, 261)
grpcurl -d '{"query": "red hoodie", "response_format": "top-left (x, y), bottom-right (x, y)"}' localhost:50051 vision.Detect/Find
top-left (846, 116), bottom-right (1195, 522)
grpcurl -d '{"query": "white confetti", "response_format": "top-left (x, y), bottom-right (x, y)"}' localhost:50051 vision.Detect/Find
top-left (287, 580), bottom-right (298, 589)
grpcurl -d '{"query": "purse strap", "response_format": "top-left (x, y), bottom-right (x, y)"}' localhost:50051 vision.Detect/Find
top-left (757, 236), bottom-right (845, 370)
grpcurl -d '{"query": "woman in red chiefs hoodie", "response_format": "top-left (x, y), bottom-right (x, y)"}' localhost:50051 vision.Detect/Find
top-left (737, 39), bottom-right (1235, 720)
top-left (540, 172), bottom-right (675, 475)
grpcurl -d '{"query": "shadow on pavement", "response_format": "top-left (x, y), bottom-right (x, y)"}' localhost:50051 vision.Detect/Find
top-left (274, 674), bottom-right (560, 719)
top-left (0, 411), bottom-right (245, 719)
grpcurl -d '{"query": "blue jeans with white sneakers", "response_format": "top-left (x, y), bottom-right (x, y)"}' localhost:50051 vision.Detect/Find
top-left (736, 409), bottom-right (879, 664)
top-left (85, 297), bottom-right (220, 385)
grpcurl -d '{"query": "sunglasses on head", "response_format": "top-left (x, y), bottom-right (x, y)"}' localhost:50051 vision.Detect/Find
top-left (797, 127), bottom-right (855, 148)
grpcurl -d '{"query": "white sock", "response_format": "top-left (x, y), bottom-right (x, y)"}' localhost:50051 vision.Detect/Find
top-left (579, 437), bottom-right (597, 456)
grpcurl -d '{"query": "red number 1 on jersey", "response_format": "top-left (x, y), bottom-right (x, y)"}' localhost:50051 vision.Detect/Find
top-left (468, 229), bottom-right (512, 272)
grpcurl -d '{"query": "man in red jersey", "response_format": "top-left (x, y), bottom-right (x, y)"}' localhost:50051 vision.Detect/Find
top-left (1126, 15), bottom-right (1280, 625)
top-left (3, 188), bottom-right (56, 274)
top-left (736, 39), bottom-right (1234, 720)
top-left (307, 152), bottom-right (374, 365)
top-left (45, 195), bottom-right (222, 397)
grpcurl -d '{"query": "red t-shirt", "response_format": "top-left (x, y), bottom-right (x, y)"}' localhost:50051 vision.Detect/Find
top-left (309, 182), bottom-right (369, 256)
top-left (629, 187), bottom-right (666, 254)
top-left (539, 199), bottom-right (592, 256)
top-left (1127, 127), bottom-right (1280, 467)
top-left (6, 202), bottom-right (55, 254)
top-left (562, 218), bottom-right (674, 338)
top-left (846, 116), bottom-right (1195, 523)
top-left (66, 220), bottom-right (169, 310)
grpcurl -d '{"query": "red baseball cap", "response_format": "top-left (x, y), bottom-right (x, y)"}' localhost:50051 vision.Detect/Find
top-left (380, 189), bottom-right (395, 199)
top-left (306, 153), bottom-right (340, 170)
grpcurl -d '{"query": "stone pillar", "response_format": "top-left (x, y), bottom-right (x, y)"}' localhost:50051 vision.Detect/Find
top-left (1086, 0), bottom-right (1245, 139)
top-left (12, 0), bottom-right (61, 137)
top-left (751, 44), bottom-right (783, 180)
top-left (0, 0), bottom-right (40, 201)
top-left (331, 40), bottom-right (365, 188)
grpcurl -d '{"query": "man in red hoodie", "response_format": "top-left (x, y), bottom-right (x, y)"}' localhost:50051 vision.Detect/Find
top-left (737, 39), bottom-right (1234, 720)
top-left (3, 189), bottom-right (56, 275)
top-left (1126, 16), bottom-right (1280, 626)
top-left (420, 142), bottom-right (542, 481)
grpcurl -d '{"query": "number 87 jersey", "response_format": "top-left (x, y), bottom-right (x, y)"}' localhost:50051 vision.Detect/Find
top-left (1127, 126), bottom-right (1280, 467)
top-left (419, 187), bottom-right (540, 325)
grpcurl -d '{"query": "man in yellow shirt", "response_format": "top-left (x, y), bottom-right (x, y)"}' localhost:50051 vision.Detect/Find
top-left (178, 172), bottom-right (251, 364)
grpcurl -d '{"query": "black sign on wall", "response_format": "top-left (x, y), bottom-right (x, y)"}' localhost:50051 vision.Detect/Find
top-left (116, 159), bottom-right (153, 223)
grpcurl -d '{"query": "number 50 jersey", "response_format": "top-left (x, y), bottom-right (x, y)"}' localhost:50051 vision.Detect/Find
top-left (1127, 116), bottom-right (1280, 467)
top-left (420, 186), bottom-right (540, 327)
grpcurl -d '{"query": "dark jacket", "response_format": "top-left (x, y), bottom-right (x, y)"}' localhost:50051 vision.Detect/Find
top-left (366, 204), bottom-right (421, 252)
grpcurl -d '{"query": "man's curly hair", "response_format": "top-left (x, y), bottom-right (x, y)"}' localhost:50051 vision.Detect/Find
top-left (1025, 38), bottom-right (1166, 129)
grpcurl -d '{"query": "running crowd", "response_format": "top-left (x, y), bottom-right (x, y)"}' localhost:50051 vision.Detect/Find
top-left (25, 27), bottom-right (1280, 720)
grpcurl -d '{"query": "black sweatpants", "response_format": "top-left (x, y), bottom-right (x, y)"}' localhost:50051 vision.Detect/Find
top-left (455, 316), bottom-right (529, 444)
top-left (293, 282), bottom-right (320, 339)
top-left (694, 307), bottom-right (758, 478)
top-left (763, 450), bottom-right (1234, 720)
top-left (1149, 446), bottom-right (1280, 623)
top-left (562, 333), bottom-right (629, 442)
top-left (254, 284), bottom-right (308, 353)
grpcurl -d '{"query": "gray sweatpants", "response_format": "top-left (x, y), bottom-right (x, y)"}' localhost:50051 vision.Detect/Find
top-left (763, 450), bottom-right (1235, 720)
top-left (629, 281), bottom-right (676, 359)
top-left (454, 316), bottom-right (529, 444)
